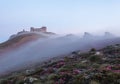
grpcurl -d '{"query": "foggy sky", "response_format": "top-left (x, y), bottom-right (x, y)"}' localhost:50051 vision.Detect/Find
top-left (0, 0), bottom-right (120, 42)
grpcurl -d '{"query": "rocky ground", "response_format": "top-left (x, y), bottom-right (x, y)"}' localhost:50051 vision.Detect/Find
top-left (0, 44), bottom-right (120, 84)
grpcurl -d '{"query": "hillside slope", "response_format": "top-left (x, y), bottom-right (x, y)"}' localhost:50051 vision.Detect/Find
top-left (0, 33), bottom-right (51, 54)
top-left (0, 44), bottom-right (119, 84)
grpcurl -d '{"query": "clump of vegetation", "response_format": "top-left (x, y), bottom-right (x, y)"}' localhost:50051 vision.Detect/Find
top-left (48, 73), bottom-right (59, 80)
top-left (90, 80), bottom-right (100, 84)
top-left (75, 63), bottom-right (88, 69)
top-left (89, 48), bottom-right (96, 54)
top-left (58, 66), bottom-right (71, 72)
top-left (0, 79), bottom-right (8, 84)
top-left (92, 63), bottom-right (100, 68)
top-left (88, 55), bottom-right (102, 62)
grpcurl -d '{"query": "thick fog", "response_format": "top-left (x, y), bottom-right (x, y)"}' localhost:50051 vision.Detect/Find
top-left (0, 33), bottom-right (119, 75)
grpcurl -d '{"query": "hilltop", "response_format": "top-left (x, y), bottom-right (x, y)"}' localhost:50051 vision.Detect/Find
top-left (0, 27), bottom-right (55, 54)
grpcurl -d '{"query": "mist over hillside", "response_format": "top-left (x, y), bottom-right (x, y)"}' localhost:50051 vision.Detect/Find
top-left (0, 30), bottom-right (119, 75)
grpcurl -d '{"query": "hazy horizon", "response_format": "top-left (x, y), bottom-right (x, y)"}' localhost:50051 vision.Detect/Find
top-left (1, 0), bottom-right (120, 42)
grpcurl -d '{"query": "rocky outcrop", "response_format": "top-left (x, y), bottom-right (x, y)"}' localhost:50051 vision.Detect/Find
top-left (9, 26), bottom-right (54, 40)
top-left (30, 26), bottom-right (47, 32)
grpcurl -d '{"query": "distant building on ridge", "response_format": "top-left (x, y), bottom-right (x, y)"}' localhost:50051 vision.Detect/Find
top-left (30, 26), bottom-right (47, 32)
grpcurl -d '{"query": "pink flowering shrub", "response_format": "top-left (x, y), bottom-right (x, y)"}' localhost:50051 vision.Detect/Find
top-left (56, 61), bottom-right (65, 68)
top-left (104, 65), bottom-right (120, 73)
top-left (73, 69), bottom-right (81, 75)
